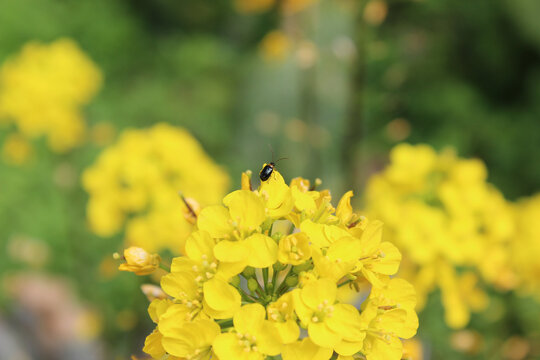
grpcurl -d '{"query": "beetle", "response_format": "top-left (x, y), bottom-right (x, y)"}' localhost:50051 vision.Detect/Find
top-left (259, 162), bottom-right (275, 181)
top-left (259, 153), bottom-right (287, 182)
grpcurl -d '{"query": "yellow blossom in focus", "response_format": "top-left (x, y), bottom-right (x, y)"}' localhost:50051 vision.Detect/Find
top-left (125, 166), bottom-right (418, 360)
top-left (82, 123), bottom-right (230, 253)
top-left (213, 304), bottom-right (281, 359)
top-left (0, 38), bottom-right (102, 153)
top-left (118, 247), bottom-right (161, 276)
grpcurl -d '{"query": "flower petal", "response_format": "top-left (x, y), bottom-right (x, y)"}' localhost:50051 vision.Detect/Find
top-left (244, 234), bottom-right (278, 268)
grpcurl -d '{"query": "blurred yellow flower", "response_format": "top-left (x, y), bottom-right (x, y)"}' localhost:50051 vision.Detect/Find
top-left (0, 38), bottom-right (102, 153)
top-left (365, 143), bottom-right (515, 328)
top-left (82, 123), bottom-right (230, 253)
top-left (511, 194), bottom-right (540, 298)
top-left (259, 30), bottom-right (292, 62)
top-left (235, 0), bottom-right (316, 15)
top-left (2, 133), bottom-right (33, 165)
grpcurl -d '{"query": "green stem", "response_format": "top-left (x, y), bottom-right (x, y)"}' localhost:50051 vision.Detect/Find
top-left (263, 268), bottom-right (269, 293)
top-left (338, 279), bottom-right (353, 288)
top-left (237, 287), bottom-right (257, 303)
top-left (159, 262), bottom-right (170, 272)
top-left (217, 319), bottom-right (233, 330)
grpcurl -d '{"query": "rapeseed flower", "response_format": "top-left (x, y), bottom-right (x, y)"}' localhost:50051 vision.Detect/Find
top-left (83, 124), bottom-right (230, 253)
top-left (0, 38), bottom-right (102, 155)
top-left (118, 247), bottom-right (161, 276)
top-left (365, 143), bottom-right (515, 328)
top-left (121, 166), bottom-right (418, 360)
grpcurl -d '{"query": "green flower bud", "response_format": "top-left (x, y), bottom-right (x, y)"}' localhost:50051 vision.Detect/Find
top-left (292, 261), bottom-right (311, 274)
top-left (242, 266), bottom-right (255, 278)
top-left (285, 275), bottom-right (298, 288)
top-left (273, 262), bottom-right (286, 272)
top-left (248, 278), bottom-right (260, 292)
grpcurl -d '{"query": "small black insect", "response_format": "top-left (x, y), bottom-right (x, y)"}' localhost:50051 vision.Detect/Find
top-left (260, 146), bottom-right (287, 182)
top-left (259, 162), bottom-right (275, 181)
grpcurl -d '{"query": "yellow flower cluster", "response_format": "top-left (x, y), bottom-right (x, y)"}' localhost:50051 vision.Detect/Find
top-left (122, 167), bottom-right (418, 360)
top-left (365, 144), bottom-right (516, 329)
top-left (510, 194), bottom-right (540, 298)
top-left (0, 38), bottom-right (102, 154)
top-left (82, 124), bottom-right (230, 253)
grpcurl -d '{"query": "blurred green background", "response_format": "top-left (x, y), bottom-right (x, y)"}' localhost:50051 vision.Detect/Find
top-left (0, 0), bottom-right (539, 359)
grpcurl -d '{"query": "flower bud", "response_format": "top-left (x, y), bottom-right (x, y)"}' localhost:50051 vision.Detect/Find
top-left (248, 278), bottom-right (260, 292)
top-left (292, 261), bottom-right (312, 274)
top-left (285, 275), bottom-right (298, 287)
top-left (242, 266), bottom-right (256, 278)
top-left (273, 262), bottom-right (286, 272)
top-left (118, 247), bottom-right (161, 275)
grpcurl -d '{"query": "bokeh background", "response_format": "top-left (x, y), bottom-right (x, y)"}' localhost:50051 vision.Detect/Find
top-left (1, 0), bottom-right (540, 359)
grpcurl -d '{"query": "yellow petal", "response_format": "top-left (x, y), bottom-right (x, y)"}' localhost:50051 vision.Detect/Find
top-left (359, 220), bottom-right (383, 256)
top-left (147, 298), bottom-right (173, 323)
top-left (326, 237), bottom-right (362, 263)
top-left (292, 185), bottom-right (317, 212)
top-left (273, 320), bottom-right (300, 344)
top-left (308, 322), bottom-right (341, 348)
top-left (257, 320), bottom-right (283, 356)
top-left (234, 303), bottom-right (266, 334)
top-left (185, 230), bottom-right (215, 261)
top-left (336, 190), bottom-right (354, 224)
top-left (244, 234), bottom-right (278, 268)
top-left (369, 242), bottom-right (401, 275)
top-left (300, 220), bottom-right (331, 248)
top-left (214, 240), bottom-right (250, 263)
top-left (213, 333), bottom-right (250, 360)
top-left (325, 304), bottom-right (366, 342)
top-left (224, 190), bottom-right (266, 231)
top-left (334, 338), bottom-right (364, 356)
top-left (282, 338), bottom-right (333, 360)
top-left (197, 205), bottom-right (233, 238)
top-left (143, 329), bottom-right (165, 359)
top-left (301, 278), bottom-right (337, 310)
top-left (203, 278), bottom-right (241, 312)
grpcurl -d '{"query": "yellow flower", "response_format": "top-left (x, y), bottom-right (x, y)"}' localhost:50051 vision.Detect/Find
top-left (278, 232), bottom-right (312, 265)
top-left (161, 318), bottom-right (220, 359)
top-left (282, 337), bottom-right (333, 360)
top-left (267, 292), bottom-right (300, 344)
top-left (213, 303), bottom-right (281, 359)
top-left (258, 169), bottom-right (295, 218)
top-left (198, 190), bottom-right (278, 269)
top-left (128, 166), bottom-right (417, 360)
top-left (83, 124), bottom-right (230, 253)
top-left (118, 247), bottom-right (161, 275)
top-left (292, 279), bottom-right (366, 354)
top-left (360, 280), bottom-right (419, 360)
top-left (365, 143), bottom-right (513, 328)
top-left (0, 38), bottom-right (102, 153)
